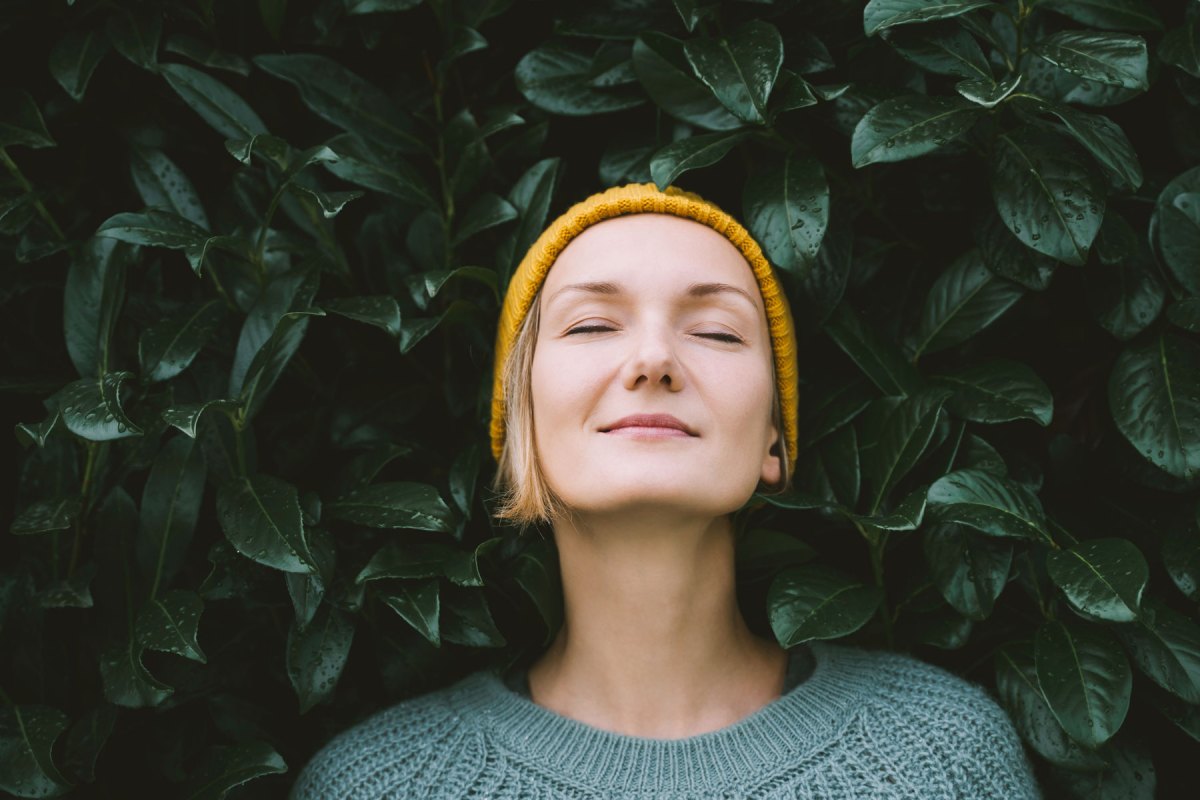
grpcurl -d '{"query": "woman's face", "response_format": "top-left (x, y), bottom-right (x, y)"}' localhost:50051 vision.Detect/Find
top-left (530, 213), bottom-right (781, 519)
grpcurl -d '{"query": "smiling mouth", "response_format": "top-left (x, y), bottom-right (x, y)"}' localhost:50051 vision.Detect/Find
top-left (597, 412), bottom-right (696, 438)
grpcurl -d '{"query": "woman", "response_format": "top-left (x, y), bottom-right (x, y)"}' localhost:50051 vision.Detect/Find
top-left (291, 183), bottom-right (1042, 798)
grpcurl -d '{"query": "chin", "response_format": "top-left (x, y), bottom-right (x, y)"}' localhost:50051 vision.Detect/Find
top-left (554, 472), bottom-right (752, 516)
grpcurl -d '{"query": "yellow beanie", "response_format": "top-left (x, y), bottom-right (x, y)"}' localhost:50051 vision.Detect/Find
top-left (489, 182), bottom-right (799, 482)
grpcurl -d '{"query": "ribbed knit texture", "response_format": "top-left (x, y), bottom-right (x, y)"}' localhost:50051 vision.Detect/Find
top-left (488, 182), bottom-right (800, 480)
top-left (290, 641), bottom-right (1042, 799)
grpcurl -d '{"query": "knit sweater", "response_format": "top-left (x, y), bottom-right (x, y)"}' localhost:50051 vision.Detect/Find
top-left (290, 640), bottom-right (1042, 799)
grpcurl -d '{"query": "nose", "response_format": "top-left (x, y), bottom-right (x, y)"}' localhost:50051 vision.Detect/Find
top-left (621, 319), bottom-right (684, 393)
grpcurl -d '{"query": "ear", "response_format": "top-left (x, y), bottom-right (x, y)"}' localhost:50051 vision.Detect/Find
top-left (759, 421), bottom-right (782, 488)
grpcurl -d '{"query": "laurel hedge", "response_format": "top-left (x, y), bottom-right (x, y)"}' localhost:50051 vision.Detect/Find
top-left (2, 0), bottom-right (1199, 797)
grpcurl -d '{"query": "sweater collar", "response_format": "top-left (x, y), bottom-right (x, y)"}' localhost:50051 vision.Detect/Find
top-left (447, 641), bottom-right (872, 792)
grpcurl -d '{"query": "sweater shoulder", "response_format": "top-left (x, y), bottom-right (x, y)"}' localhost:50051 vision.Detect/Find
top-left (289, 673), bottom-right (483, 800)
top-left (823, 642), bottom-right (1041, 798)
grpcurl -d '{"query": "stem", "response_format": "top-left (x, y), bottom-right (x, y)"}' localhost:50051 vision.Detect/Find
top-left (1, 147), bottom-right (66, 241)
top-left (67, 441), bottom-right (100, 579)
top-left (855, 520), bottom-right (895, 647)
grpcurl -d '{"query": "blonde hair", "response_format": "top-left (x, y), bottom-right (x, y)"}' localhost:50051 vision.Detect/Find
top-left (488, 286), bottom-right (792, 531)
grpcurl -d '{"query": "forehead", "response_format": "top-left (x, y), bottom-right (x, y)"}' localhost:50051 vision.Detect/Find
top-left (540, 214), bottom-right (762, 308)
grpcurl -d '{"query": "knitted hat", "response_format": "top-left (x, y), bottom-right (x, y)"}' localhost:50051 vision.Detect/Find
top-left (489, 182), bottom-right (799, 481)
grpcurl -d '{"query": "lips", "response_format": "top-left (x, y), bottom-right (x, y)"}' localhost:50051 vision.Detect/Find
top-left (600, 413), bottom-right (697, 435)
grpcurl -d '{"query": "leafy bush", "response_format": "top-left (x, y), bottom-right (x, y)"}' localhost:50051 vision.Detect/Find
top-left (2, 0), bottom-right (1198, 796)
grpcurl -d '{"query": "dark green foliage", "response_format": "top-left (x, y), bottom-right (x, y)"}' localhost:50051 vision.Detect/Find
top-left (1, 0), bottom-right (1198, 796)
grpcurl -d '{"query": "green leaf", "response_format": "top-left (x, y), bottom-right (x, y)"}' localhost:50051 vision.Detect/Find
top-left (286, 529), bottom-right (334, 630)
top-left (991, 128), bottom-right (1106, 266)
top-left (851, 485), bottom-right (929, 530)
top-left (737, 528), bottom-right (818, 575)
top-left (49, 372), bottom-right (142, 441)
top-left (768, 70), bottom-right (820, 119)
top-left (1159, 10), bottom-right (1200, 77)
top-left (449, 442), bottom-right (481, 517)
top-left (319, 134), bottom-right (435, 209)
top-left (0, 706), bottom-right (72, 797)
top-left (320, 296), bottom-right (401, 338)
top-left (357, 539), bottom-right (493, 587)
top-left (851, 94), bottom-right (980, 168)
top-left (862, 388), bottom-right (952, 513)
top-left (1039, 0), bottom-right (1163, 31)
top-left (1108, 332), bottom-right (1200, 480)
top-left (908, 249), bottom-right (1025, 358)
top-left (1046, 538), bottom-right (1148, 622)
top-left (378, 579), bottom-right (440, 645)
top-left (649, 130), bottom-right (745, 190)
top-left (0, 90), bottom-right (55, 148)
top-left (106, 6), bottom-right (161, 70)
top-left (326, 482), bottom-right (454, 531)
top-left (1162, 514), bottom-right (1199, 601)
top-left (1045, 735), bottom-right (1156, 800)
top-left (453, 193), bottom-right (518, 244)
top-left (289, 184), bottom-right (362, 218)
top-left (1014, 96), bottom-right (1142, 191)
top-left (742, 150), bottom-right (829, 273)
top-left (238, 310), bottom-right (321, 423)
top-left (286, 605), bottom-right (354, 713)
top-left (955, 74), bottom-right (1021, 107)
top-left (515, 43), bottom-right (643, 116)
top-left (345, 0), bottom-right (423, 13)
top-left (1159, 194), bottom-right (1200, 297)
top-left (823, 302), bottom-right (923, 396)
top-left (162, 399), bottom-right (241, 438)
top-left (864, 0), bottom-right (995, 36)
top-left (181, 741), bottom-right (287, 800)
top-left (498, 157), bottom-right (562, 286)
top-left (64, 236), bottom-right (128, 379)
top-left (767, 564), bottom-right (882, 645)
top-left (61, 704), bottom-right (116, 784)
top-left (421, 266), bottom-right (498, 301)
top-left (160, 63), bottom-right (267, 140)
top-left (683, 20), bottom-right (783, 125)
top-left (1034, 620), bottom-right (1132, 748)
top-left (1167, 298), bottom-right (1200, 334)
top-left (48, 28), bottom-right (110, 101)
top-left (1087, 216), bottom-right (1164, 340)
top-left (136, 590), bottom-right (207, 663)
top-left (10, 497), bottom-right (80, 536)
top-left (441, 587), bottom-right (506, 647)
top-left (511, 539), bottom-right (563, 642)
top-left (974, 211), bottom-right (1059, 292)
top-left (163, 34), bottom-right (251, 75)
top-left (1031, 30), bottom-right (1149, 91)
top-left (216, 474), bottom-right (317, 574)
top-left (926, 468), bottom-right (1050, 541)
top-left (631, 32), bottom-right (741, 131)
top-left (886, 24), bottom-right (991, 80)
top-left (934, 359), bottom-right (1053, 426)
top-left (1112, 597), bottom-right (1200, 703)
top-left (138, 433), bottom-right (206, 595)
top-left (923, 522), bottom-right (1012, 620)
top-left (130, 146), bottom-right (209, 228)
top-left (995, 641), bottom-right (1110, 769)
top-left (799, 376), bottom-right (875, 448)
top-left (99, 638), bottom-right (173, 708)
top-left (254, 53), bottom-right (423, 153)
top-left (95, 209), bottom-right (251, 277)
top-left (139, 300), bottom-right (225, 382)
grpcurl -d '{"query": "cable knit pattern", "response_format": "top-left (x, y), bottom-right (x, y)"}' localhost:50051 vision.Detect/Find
top-left (290, 641), bottom-right (1041, 799)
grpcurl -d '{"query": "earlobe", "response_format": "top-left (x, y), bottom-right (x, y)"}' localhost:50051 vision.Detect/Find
top-left (760, 426), bottom-right (782, 487)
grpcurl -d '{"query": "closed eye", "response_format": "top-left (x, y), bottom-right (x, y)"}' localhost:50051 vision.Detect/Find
top-left (564, 323), bottom-right (614, 335)
top-left (696, 331), bottom-right (739, 345)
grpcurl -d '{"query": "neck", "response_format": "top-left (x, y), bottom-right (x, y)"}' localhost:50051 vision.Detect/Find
top-left (526, 508), bottom-right (788, 739)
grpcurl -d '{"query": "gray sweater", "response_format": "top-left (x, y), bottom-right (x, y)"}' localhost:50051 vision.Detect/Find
top-left (290, 640), bottom-right (1042, 798)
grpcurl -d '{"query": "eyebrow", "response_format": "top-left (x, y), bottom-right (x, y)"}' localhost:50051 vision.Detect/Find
top-left (546, 281), bottom-right (759, 312)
